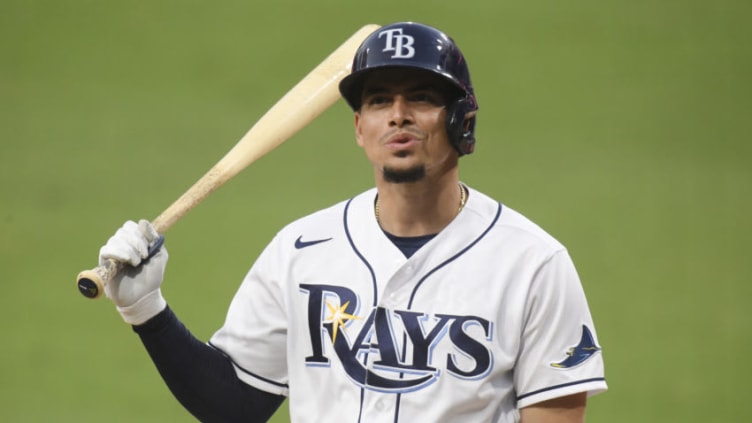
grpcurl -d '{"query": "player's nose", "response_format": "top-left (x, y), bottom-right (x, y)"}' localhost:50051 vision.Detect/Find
top-left (389, 96), bottom-right (413, 128)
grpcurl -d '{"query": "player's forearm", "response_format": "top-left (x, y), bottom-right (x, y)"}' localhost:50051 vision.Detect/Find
top-left (133, 306), bottom-right (285, 422)
top-left (519, 392), bottom-right (587, 423)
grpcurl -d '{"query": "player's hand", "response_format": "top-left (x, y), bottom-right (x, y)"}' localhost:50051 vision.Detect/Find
top-left (100, 219), bottom-right (168, 325)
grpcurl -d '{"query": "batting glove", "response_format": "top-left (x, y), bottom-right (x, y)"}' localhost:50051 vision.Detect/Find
top-left (100, 219), bottom-right (168, 325)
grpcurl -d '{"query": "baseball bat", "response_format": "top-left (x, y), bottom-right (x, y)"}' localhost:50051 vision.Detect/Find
top-left (77, 23), bottom-right (380, 299)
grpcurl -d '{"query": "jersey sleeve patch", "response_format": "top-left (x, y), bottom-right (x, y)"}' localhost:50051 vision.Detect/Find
top-left (550, 325), bottom-right (601, 369)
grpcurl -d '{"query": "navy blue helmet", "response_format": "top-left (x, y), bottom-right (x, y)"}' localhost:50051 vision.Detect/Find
top-left (339, 22), bottom-right (479, 156)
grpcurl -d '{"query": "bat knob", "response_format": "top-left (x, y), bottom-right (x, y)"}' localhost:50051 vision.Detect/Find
top-left (77, 270), bottom-right (104, 299)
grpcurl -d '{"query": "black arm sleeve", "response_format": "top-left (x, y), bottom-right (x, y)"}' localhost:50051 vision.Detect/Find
top-left (132, 306), bottom-right (285, 423)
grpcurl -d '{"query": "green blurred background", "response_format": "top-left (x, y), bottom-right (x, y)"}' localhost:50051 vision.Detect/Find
top-left (2, 0), bottom-right (750, 421)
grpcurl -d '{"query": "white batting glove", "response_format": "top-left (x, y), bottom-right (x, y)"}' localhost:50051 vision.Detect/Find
top-left (100, 220), bottom-right (168, 325)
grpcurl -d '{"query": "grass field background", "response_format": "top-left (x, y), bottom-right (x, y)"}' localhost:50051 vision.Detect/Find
top-left (1, 0), bottom-right (750, 421)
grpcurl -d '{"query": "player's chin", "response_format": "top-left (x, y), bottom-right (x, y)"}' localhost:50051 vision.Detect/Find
top-left (382, 163), bottom-right (426, 183)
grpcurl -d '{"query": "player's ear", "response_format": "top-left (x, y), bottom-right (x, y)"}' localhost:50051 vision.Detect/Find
top-left (354, 112), bottom-right (365, 147)
top-left (463, 110), bottom-right (477, 132)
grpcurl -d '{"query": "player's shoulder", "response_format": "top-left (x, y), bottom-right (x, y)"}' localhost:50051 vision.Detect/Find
top-left (500, 206), bottom-right (565, 250)
top-left (272, 188), bottom-right (374, 243)
top-left (468, 186), bottom-right (566, 253)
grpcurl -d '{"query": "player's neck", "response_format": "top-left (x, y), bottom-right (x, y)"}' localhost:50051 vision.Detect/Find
top-left (375, 178), bottom-right (467, 237)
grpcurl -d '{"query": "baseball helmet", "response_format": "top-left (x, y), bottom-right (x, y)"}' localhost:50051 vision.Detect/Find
top-left (339, 22), bottom-right (479, 156)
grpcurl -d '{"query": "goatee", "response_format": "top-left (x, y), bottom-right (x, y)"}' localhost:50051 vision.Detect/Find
top-left (383, 165), bottom-right (426, 183)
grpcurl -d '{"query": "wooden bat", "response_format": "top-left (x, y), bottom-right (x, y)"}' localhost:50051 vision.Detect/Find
top-left (77, 23), bottom-right (380, 299)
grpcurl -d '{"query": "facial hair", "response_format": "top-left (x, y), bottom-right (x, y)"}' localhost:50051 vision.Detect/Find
top-left (382, 165), bottom-right (426, 183)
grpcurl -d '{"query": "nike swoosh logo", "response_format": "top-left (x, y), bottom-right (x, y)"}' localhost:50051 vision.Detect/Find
top-left (294, 236), bottom-right (333, 249)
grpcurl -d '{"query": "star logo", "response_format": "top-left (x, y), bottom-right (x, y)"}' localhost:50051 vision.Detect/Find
top-left (324, 300), bottom-right (361, 343)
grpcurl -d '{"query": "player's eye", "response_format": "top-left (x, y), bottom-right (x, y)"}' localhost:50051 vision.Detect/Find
top-left (363, 94), bottom-right (391, 107)
top-left (409, 91), bottom-right (443, 106)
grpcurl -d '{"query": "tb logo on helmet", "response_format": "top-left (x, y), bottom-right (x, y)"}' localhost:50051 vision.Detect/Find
top-left (378, 28), bottom-right (415, 59)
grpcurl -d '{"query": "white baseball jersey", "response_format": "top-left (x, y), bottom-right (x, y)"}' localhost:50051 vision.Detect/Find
top-left (210, 186), bottom-right (607, 422)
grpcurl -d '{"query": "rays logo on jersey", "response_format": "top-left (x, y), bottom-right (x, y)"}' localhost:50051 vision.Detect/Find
top-left (550, 325), bottom-right (601, 369)
top-left (299, 284), bottom-right (493, 393)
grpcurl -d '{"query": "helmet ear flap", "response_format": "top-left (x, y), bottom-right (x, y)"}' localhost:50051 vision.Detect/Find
top-left (446, 97), bottom-right (477, 156)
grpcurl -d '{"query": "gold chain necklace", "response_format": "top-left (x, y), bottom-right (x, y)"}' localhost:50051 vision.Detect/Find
top-left (374, 183), bottom-right (467, 223)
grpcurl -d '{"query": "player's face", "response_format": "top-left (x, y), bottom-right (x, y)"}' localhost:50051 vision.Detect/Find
top-left (354, 68), bottom-right (459, 183)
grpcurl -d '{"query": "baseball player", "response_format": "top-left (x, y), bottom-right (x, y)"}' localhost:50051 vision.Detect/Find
top-left (98, 22), bottom-right (607, 422)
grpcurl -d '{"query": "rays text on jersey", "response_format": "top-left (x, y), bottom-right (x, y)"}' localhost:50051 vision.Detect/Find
top-left (299, 284), bottom-right (494, 393)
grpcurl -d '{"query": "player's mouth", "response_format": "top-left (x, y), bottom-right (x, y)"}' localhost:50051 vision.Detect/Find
top-left (385, 132), bottom-right (422, 151)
